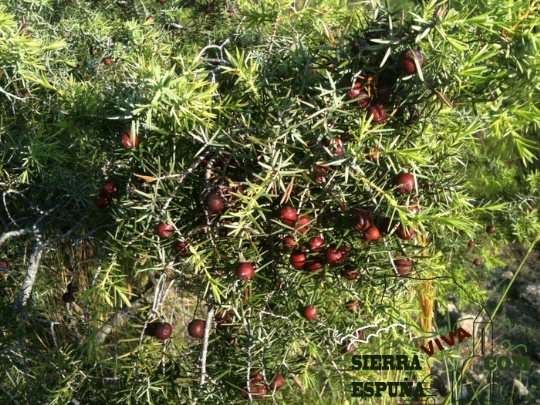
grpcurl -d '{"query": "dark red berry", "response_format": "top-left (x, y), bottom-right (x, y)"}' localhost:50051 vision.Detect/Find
top-left (295, 215), bottom-right (311, 234)
top-left (94, 192), bottom-right (111, 210)
top-left (215, 309), bottom-right (234, 329)
top-left (283, 236), bottom-right (297, 250)
top-left (280, 206), bottom-right (297, 226)
top-left (0, 260), bottom-right (8, 271)
top-left (269, 374), bottom-right (285, 390)
top-left (237, 262), bottom-right (255, 281)
top-left (332, 136), bottom-right (344, 156)
top-left (157, 223), bottom-right (174, 238)
top-left (341, 265), bottom-right (358, 280)
top-left (289, 250), bottom-right (306, 269)
top-left (395, 224), bottom-right (415, 240)
top-left (365, 147), bottom-right (379, 162)
top-left (174, 240), bottom-right (190, 257)
top-left (473, 258), bottom-right (482, 267)
top-left (102, 57), bottom-right (111, 65)
top-left (345, 300), bottom-right (359, 312)
top-left (121, 131), bottom-right (139, 149)
top-left (240, 383), bottom-right (268, 399)
top-left (324, 248), bottom-right (343, 265)
top-left (206, 192), bottom-right (225, 214)
top-left (302, 305), bottom-right (317, 321)
top-left (354, 90), bottom-right (371, 109)
top-left (188, 319), bottom-right (205, 338)
top-left (363, 226), bottom-right (380, 242)
top-left (305, 260), bottom-right (324, 273)
top-left (102, 182), bottom-right (117, 197)
top-left (352, 209), bottom-right (371, 231)
top-left (307, 236), bottom-right (324, 252)
top-left (394, 172), bottom-right (415, 195)
top-left (394, 258), bottom-right (413, 276)
top-left (486, 225), bottom-right (495, 234)
top-left (156, 322), bottom-right (173, 340)
top-left (367, 103), bottom-right (386, 123)
top-left (399, 49), bottom-right (424, 75)
top-left (346, 82), bottom-right (363, 99)
top-left (313, 165), bottom-right (328, 182)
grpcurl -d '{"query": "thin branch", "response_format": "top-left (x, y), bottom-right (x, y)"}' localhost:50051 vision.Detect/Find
top-left (196, 296), bottom-right (215, 397)
top-left (95, 286), bottom-right (155, 344)
top-left (13, 229), bottom-right (44, 311)
top-left (0, 228), bottom-right (32, 246)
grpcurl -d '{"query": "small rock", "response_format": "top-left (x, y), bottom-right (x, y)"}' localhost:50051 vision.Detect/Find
top-left (513, 378), bottom-right (528, 396)
top-left (457, 314), bottom-right (476, 337)
top-left (522, 284), bottom-right (540, 312)
top-left (501, 270), bottom-right (514, 280)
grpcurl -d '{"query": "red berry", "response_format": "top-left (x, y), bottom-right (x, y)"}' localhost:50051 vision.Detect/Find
top-left (289, 250), bottom-right (306, 269)
top-left (283, 236), bottom-right (297, 250)
top-left (399, 49), bottom-right (424, 75)
top-left (367, 103), bottom-right (386, 123)
top-left (341, 266), bottom-right (358, 280)
top-left (365, 147), bottom-right (379, 162)
top-left (352, 209), bottom-right (371, 231)
top-left (102, 57), bottom-right (111, 65)
top-left (395, 224), bottom-right (415, 240)
top-left (345, 300), bottom-right (359, 312)
top-left (332, 136), bottom-right (344, 156)
top-left (121, 131), bottom-right (139, 149)
top-left (302, 305), bottom-right (317, 321)
top-left (354, 90), bottom-right (371, 109)
top-left (346, 82), bottom-right (362, 99)
top-left (473, 258), bottom-right (482, 267)
top-left (280, 206), bottom-right (297, 226)
top-left (237, 262), bottom-right (255, 281)
top-left (156, 322), bottom-right (173, 340)
top-left (206, 192), bottom-right (225, 214)
top-left (305, 260), bottom-right (324, 273)
top-left (215, 309), bottom-right (234, 329)
top-left (363, 225), bottom-right (380, 242)
top-left (0, 260), bottom-right (8, 271)
top-left (342, 331), bottom-right (364, 355)
top-left (174, 241), bottom-right (190, 257)
top-left (324, 248), bottom-right (343, 265)
top-left (240, 383), bottom-right (268, 399)
top-left (94, 192), bottom-right (111, 210)
top-left (394, 258), bottom-right (413, 276)
top-left (394, 172), bottom-right (415, 195)
top-left (157, 223), bottom-right (174, 238)
top-left (157, 0), bottom-right (165, 3)
top-left (102, 182), bottom-right (117, 197)
top-left (295, 215), bottom-right (311, 234)
top-left (307, 236), bottom-right (324, 252)
top-left (187, 319), bottom-right (205, 338)
top-left (269, 374), bottom-right (285, 390)
top-left (313, 165), bottom-right (328, 182)
top-left (486, 225), bottom-right (495, 234)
